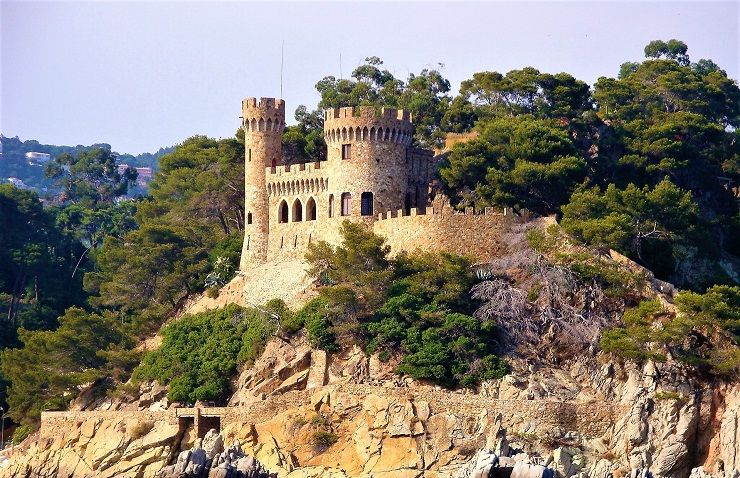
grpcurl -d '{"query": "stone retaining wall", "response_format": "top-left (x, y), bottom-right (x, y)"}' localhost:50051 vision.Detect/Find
top-left (41, 384), bottom-right (627, 441)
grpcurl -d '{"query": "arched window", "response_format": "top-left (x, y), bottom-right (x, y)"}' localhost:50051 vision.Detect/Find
top-left (292, 198), bottom-right (303, 222)
top-left (306, 197), bottom-right (317, 221)
top-left (278, 200), bottom-right (289, 223)
top-left (247, 212), bottom-right (253, 224)
top-left (328, 194), bottom-right (334, 217)
top-left (341, 192), bottom-right (351, 216)
top-left (361, 192), bottom-right (373, 216)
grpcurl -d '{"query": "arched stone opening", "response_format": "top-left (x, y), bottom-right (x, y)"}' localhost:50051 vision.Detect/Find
top-left (306, 197), bottom-right (317, 221)
top-left (328, 194), bottom-right (334, 217)
top-left (278, 200), bottom-right (289, 223)
top-left (292, 198), bottom-right (303, 222)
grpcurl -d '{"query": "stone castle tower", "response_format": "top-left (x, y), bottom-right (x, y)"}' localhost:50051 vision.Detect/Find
top-left (240, 98), bottom-right (285, 269)
top-left (238, 97), bottom-right (470, 270)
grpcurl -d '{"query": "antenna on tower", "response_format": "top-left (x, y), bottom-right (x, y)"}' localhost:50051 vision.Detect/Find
top-left (280, 40), bottom-right (285, 98)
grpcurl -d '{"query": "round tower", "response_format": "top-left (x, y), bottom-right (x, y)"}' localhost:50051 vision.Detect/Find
top-left (323, 106), bottom-right (413, 217)
top-left (240, 97), bottom-right (285, 269)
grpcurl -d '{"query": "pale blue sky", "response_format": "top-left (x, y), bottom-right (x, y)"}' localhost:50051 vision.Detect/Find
top-left (2, 1), bottom-right (738, 154)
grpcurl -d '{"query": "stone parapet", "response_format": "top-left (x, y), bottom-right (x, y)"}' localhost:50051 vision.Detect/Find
top-left (324, 106), bottom-right (413, 145)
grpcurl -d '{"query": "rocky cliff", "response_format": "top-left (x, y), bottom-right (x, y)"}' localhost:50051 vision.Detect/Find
top-left (2, 332), bottom-right (738, 478)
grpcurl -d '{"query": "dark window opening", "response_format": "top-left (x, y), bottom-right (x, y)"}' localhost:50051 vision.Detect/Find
top-left (292, 199), bottom-right (303, 222)
top-left (278, 200), bottom-right (289, 223)
top-left (328, 194), bottom-right (334, 217)
top-left (198, 416), bottom-right (221, 438)
top-left (248, 149), bottom-right (252, 162)
top-left (341, 192), bottom-right (351, 216)
top-left (247, 212), bottom-right (253, 224)
top-left (361, 192), bottom-right (374, 216)
top-left (342, 144), bottom-right (351, 160)
top-left (306, 197), bottom-right (317, 221)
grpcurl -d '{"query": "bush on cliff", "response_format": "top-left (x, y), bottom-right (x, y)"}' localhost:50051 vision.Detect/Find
top-left (296, 221), bottom-right (507, 388)
top-left (133, 302), bottom-right (282, 403)
top-left (601, 286), bottom-right (740, 376)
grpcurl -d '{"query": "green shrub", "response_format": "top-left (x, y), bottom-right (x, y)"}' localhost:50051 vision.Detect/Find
top-left (654, 391), bottom-right (684, 402)
top-left (601, 300), bottom-right (667, 362)
top-left (301, 224), bottom-right (508, 388)
top-left (293, 297), bottom-right (339, 351)
top-left (133, 304), bottom-right (277, 403)
top-left (602, 287), bottom-right (740, 377)
top-left (12, 424), bottom-right (32, 444)
top-left (309, 414), bottom-right (329, 427)
top-left (311, 430), bottom-right (338, 451)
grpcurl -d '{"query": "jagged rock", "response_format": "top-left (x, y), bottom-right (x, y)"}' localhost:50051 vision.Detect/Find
top-left (552, 447), bottom-right (580, 477)
top-left (589, 459), bottom-right (617, 478)
top-left (203, 429), bottom-right (225, 460)
top-left (160, 437), bottom-right (274, 478)
top-left (4, 333), bottom-right (740, 478)
top-left (184, 446), bottom-right (207, 474)
top-left (511, 461), bottom-right (555, 478)
top-left (653, 440), bottom-right (689, 476)
top-left (456, 449), bottom-right (498, 478)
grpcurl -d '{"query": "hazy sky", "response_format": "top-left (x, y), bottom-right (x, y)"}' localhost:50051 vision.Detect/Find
top-left (2, 1), bottom-right (738, 154)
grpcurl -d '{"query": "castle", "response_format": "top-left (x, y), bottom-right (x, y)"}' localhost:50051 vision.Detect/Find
top-left (239, 97), bottom-right (518, 270)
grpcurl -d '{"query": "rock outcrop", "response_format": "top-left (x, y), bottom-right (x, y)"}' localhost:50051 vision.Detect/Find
top-left (1, 330), bottom-right (738, 478)
top-left (157, 430), bottom-right (276, 478)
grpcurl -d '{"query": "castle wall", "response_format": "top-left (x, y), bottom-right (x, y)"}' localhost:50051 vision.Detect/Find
top-left (240, 100), bottom-right (491, 268)
top-left (257, 203), bottom-right (520, 264)
top-left (373, 207), bottom-right (518, 260)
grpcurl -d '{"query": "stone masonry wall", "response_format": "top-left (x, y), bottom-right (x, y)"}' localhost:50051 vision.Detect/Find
top-left (40, 385), bottom-right (627, 442)
top-left (241, 97), bottom-right (285, 269)
top-left (259, 208), bottom-right (520, 263)
top-left (373, 207), bottom-right (520, 260)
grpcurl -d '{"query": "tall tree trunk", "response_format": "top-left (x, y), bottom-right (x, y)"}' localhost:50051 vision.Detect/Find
top-left (217, 209), bottom-right (230, 235)
top-left (8, 271), bottom-right (27, 324)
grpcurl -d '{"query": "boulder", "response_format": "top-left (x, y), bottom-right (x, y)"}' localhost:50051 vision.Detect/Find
top-left (184, 447), bottom-right (207, 475)
top-left (203, 429), bottom-right (224, 459)
top-left (511, 461), bottom-right (555, 478)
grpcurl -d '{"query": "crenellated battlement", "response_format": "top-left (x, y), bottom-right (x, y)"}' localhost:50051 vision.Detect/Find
top-left (242, 97), bottom-right (285, 133)
top-left (324, 106), bottom-right (411, 122)
top-left (323, 106), bottom-right (413, 144)
top-left (242, 97), bottom-right (285, 111)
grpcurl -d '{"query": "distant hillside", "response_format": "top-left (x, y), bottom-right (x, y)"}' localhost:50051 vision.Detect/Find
top-left (0, 135), bottom-right (173, 193)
